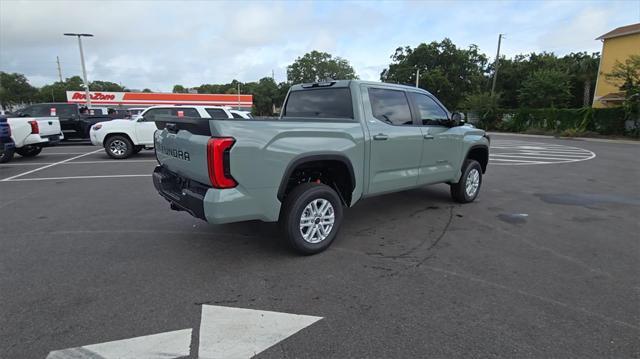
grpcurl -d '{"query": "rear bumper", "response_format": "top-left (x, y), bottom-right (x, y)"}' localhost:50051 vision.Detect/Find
top-left (23, 133), bottom-right (62, 147)
top-left (152, 166), bottom-right (281, 224)
top-left (153, 166), bottom-right (206, 221)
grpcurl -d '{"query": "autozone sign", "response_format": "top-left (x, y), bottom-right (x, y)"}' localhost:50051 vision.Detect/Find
top-left (66, 91), bottom-right (253, 108)
top-left (68, 91), bottom-right (122, 101)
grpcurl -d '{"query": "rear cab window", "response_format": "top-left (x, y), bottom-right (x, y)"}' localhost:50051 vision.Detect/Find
top-left (283, 88), bottom-right (353, 119)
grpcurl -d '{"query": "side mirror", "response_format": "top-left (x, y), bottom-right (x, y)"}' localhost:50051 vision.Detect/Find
top-left (451, 112), bottom-right (465, 126)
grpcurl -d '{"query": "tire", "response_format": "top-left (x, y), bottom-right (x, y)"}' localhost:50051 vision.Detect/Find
top-left (104, 135), bottom-right (133, 159)
top-left (16, 145), bottom-right (42, 157)
top-left (279, 183), bottom-right (343, 255)
top-left (0, 146), bottom-right (14, 163)
top-left (133, 145), bottom-right (144, 154)
top-left (450, 159), bottom-right (482, 203)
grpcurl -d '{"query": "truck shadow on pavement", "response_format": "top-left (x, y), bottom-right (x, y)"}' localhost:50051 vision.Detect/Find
top-left (204, 184), bottom-right (461, 258)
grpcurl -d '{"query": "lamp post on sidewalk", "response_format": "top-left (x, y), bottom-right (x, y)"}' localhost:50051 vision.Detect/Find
top-left (64, 33), bottom-right (93, 107)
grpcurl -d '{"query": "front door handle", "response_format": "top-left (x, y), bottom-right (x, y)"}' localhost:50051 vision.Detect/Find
top-left (373, 134), bottom-right (389, 141)
top-left (423, 134), bottom-right (434, 140)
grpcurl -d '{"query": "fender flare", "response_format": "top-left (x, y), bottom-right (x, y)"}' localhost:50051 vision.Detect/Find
top-left (464, 144), bottom-right (489, 173)
top-left (276, 153), bottom-right (356, 202)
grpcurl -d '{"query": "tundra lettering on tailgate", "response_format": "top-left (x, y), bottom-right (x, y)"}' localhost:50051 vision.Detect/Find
top-left (159, 145), bottom-right (190, 161)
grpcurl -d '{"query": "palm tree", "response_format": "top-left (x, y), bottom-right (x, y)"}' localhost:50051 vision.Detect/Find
top-left (571, 53), bottom-right (600, 107)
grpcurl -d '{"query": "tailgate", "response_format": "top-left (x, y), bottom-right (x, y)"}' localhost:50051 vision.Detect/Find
top-left (35, 117), bottom-right (61, 136)
top-left (154, 117), bottom-right (212, 185)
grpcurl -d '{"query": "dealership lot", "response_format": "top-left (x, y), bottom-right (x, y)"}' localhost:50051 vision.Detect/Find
top-left (1, 134), bottom-right (639, 358)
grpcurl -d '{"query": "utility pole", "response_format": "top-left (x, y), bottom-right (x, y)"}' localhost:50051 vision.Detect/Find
top-left (491, 33), bottom-right (504, 97)
top-left (415, 68), bottom-right (420, 87)
top-left (237, 83), bottom-right (241, 110)
top-left (272, 69), bottom-right (275, 81)
top-left (56, 56), bottom-right (63, 82)
top-left (64, 33), bottom-right (93, 107)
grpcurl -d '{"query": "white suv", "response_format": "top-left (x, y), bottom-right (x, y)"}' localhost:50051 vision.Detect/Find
top-left (90, 105), bottom-right (251, 159)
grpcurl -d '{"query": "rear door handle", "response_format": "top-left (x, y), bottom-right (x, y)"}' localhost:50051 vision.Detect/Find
top-left (423, 134), bottom-right (434, 140)
top-left (373, 134), bottom-right (389, 141)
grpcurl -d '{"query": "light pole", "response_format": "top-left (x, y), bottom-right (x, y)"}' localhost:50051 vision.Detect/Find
top-left (64, 33), bottom-right (93, 107)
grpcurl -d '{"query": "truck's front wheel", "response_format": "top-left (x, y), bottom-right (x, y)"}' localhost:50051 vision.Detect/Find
top-left (280, 183), bottom-right (343, 255)
top-left (450, 159), bottom-right (482, 203)
top-left (105, 135), bottom-right (133, 159)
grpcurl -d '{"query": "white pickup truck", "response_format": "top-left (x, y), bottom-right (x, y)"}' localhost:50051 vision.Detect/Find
top-left (6, 117), bottom-right (63, 159)
top-left (90, 105), bottom-right (252, 159)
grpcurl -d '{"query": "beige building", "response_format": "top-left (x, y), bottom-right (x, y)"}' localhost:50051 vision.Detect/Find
top-left (593, 23), bottom-right (640, 108)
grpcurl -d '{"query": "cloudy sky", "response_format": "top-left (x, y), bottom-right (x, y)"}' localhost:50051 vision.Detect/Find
top-left (1, 0), bottom-right (639, 92)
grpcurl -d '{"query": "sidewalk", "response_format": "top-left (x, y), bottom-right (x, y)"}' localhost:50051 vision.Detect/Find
top-left (488, 131), bottom-right (640, 145)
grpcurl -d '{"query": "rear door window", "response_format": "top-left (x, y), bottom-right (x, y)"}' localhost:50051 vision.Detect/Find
top-left (283, 88), bottom-right (353, 119)
top-left (368, 88), bottom-right (413, 126)
top-left (55, 104), bottom-right (77, 118)
top-left (205, 108), bottom-right (229, 119)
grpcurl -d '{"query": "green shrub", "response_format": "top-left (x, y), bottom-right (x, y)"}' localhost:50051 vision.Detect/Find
top-left (493, 107), bottom-right (627, 136)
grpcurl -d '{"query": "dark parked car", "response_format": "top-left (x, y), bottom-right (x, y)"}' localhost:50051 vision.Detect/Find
top-left (15, 103), bottom-right (115, 139)
top-left (0, 116), bottom-right (15, 163)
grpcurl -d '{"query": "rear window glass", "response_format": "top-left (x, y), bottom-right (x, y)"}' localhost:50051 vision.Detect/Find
top-left (231, 112), bottom-right (243, 119)
top-left (283, 88), bottom-right (353, 119)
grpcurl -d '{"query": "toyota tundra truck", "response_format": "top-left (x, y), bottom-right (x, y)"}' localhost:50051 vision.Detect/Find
top-left (153, 80), bottom-right (489, 254)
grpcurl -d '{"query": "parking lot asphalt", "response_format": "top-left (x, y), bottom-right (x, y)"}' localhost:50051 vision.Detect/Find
top-left (1, 135), bottom-right (639, 358)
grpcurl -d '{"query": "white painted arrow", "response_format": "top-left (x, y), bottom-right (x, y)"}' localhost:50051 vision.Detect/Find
top-left (198, 305), bottom-right (323, 359)
top-left (46, 328), bottom-right (192, 359)
top-left (45, 306), bottom-right (322, 359)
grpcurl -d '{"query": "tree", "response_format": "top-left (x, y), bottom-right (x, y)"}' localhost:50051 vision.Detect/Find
top-left (287, 51), bottom-right (358, 84)
top-left (380, 39), bottom-right (489, 109)
top-left (566, 52), bottom-right (599, 107)
top-left (0, 72), bottom-right (39, 109)
top-left (90, 80), bottom-right (126, 92)
top-left (463, 92), bottom-right (501, 129)
top-left (142, 88), bottom-right (152, 93)
top-left (172, 85), bottom-right (187, 93)
top-left (606, 54), bottom-right (640, 121)
top-left (38, 76), bottom-right (86, 102)
top-left (518, 69), bottom-right (572, 108)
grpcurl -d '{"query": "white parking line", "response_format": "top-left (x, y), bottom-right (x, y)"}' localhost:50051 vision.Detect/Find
top-left (33, 152), bottom-right (98, 155)
top-left (1, 149), bottom-right (102, 181)
top-left (3, 174), bottom-right (150, 182)
top-left (489, 140), bottom-right (595, 166)
top-left (0, 160), bottom-right (156, 166)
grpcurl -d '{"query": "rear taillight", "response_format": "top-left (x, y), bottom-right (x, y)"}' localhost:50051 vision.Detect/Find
top-left (207, 137), bottom-right (237, 188)
top-left (28, 120), bottom-right (39, 134)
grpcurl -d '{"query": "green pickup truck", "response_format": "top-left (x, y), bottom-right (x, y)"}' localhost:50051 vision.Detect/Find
top-left (152, 80), bottom-right (489, 254)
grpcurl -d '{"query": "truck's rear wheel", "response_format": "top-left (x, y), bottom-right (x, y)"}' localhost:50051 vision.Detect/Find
top-left (450, 159), bottom-right (482, 203)
top-left (105, 135), bottom-right (133, 159)
top-left (16, 145), bottom-right (42, 157)
top-left (279, 183), bottom-right (343, 255)
top-left (0, 146), bottom-right (14, 163)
